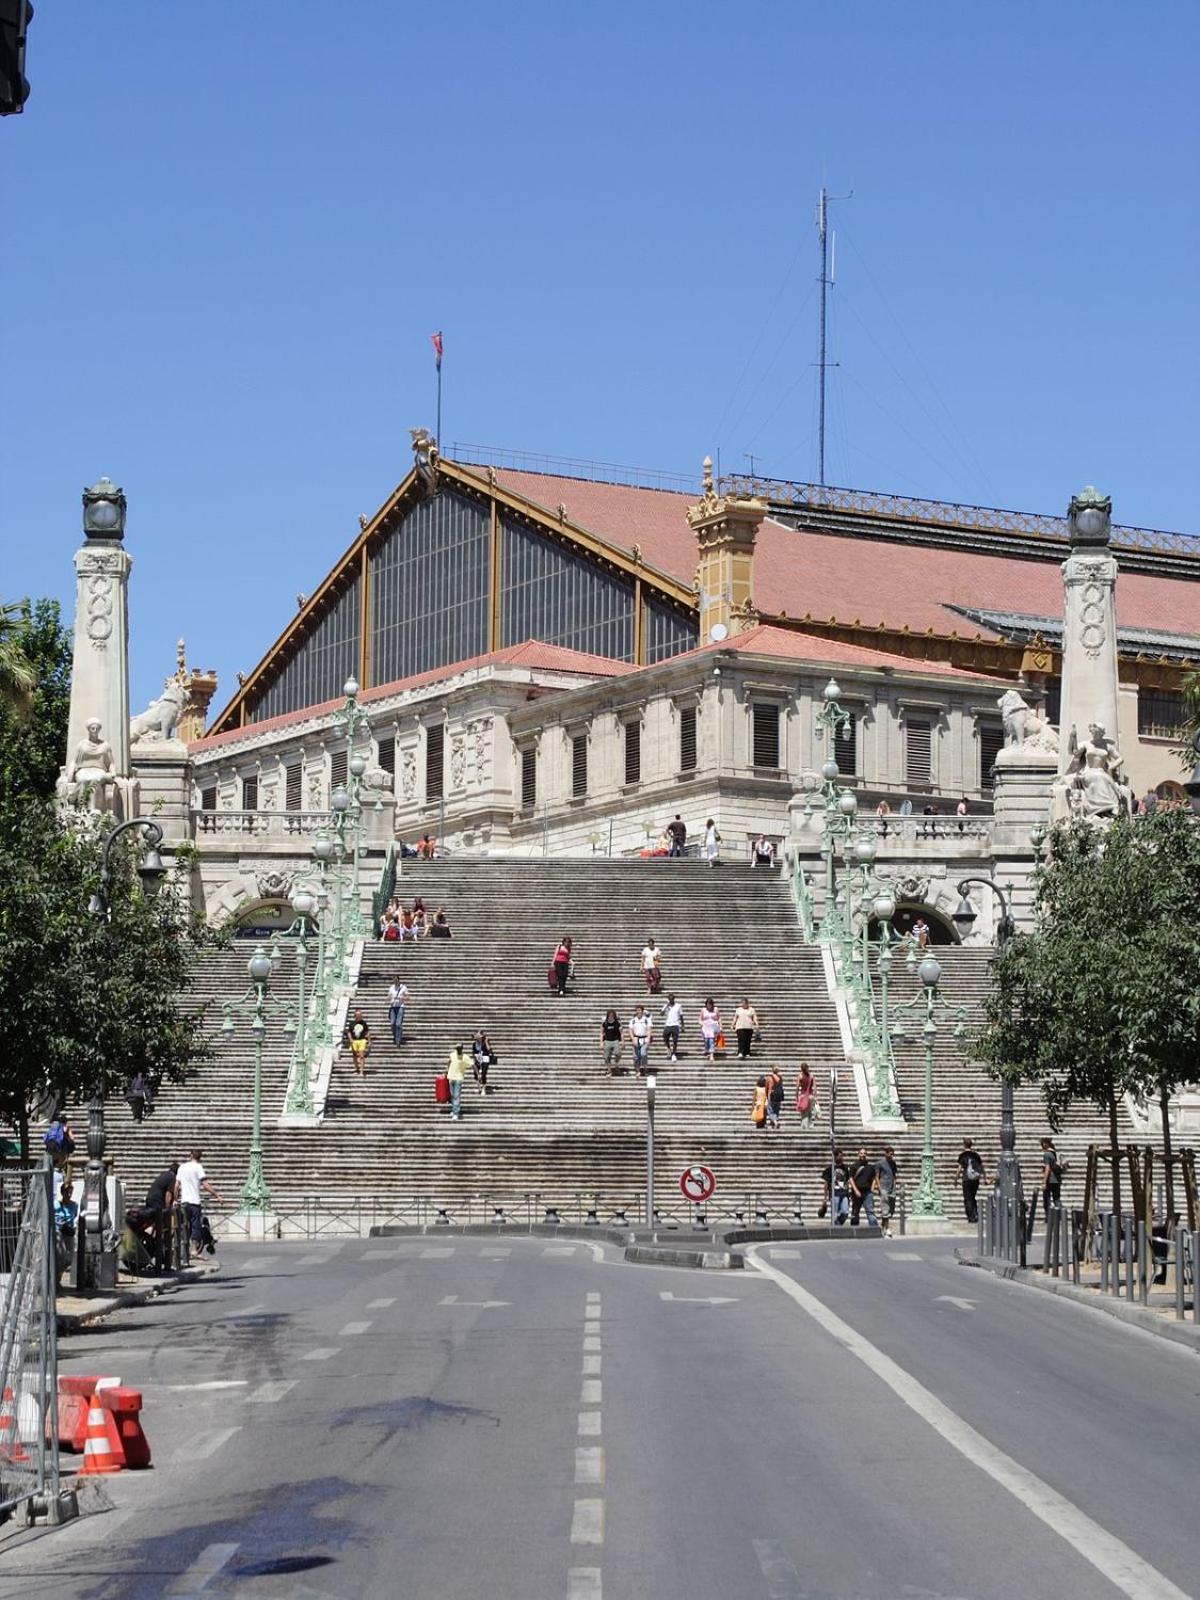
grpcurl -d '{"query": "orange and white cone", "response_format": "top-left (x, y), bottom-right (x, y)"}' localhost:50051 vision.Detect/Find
top-left (79, 1394), bottom-right (124, 1474)
top-left (0, 1386), bottom-right (29, 1465)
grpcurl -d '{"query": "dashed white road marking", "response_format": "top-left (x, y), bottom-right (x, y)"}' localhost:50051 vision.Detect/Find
top-left (584, 1319), bottom-right (601, 1335)
top-left (238, 1256), bottom-right (278, 1271)
top-left (247, 1380), bottom-right (297, 1403)
top-left (583, 1335), bottom-right (602, 1352)
top-left (578, 1411), bottom-right (602, 1436)
top-left (480, 1246), bottom-right (512, 1257)
top-left (338, 1320), bottom-right (372, 1336)
top-left (359, 1249), bottom-right (398, 1260)
top-left (567, 1568), bottom-right (602, 1600)
top-left (747, 1247), bottom-right (1191, 1600)
top-left (832, 1250), bottom-right (861, 1261)
top-left (163, 1381), bottom-right (248, 1392)
top-left (586, 1291), bottom-right (601, 1303)
top-left (767, 1248), bottom-right (802, 1259)
top-left (752, 1537), bottom-right (803, 1598)
top-left (297, 1253), bottom-right (333, 1266)
top-left (570, 1498), bottom-right (604, 1545)
top-left (543, 1245), bottom-right (576, 1256)
top-left (887, 1251), bottom-right (924, 1261)
top-left (439, 1295), bottom-right (509, 1308)
top-left (420, 1246), bottom-right (454, 1258)
top-left (368, 1297), bottom-right (397, 1308)
top-left (580, 1379), bottom-right (602, 1405)
top-left (227, 1303), bottom-right (265, 1318)
top-left (165, 1540), bottom-right (240, 1597)
top-left (188, 1426), bottom-right (240, 1461)
top-left (582, 1355), bottom-right (602, 1376)
top-left (299, 1348), bottom-right (340, 1362)
top-left (575, 1446), bottom-right (605, 1485)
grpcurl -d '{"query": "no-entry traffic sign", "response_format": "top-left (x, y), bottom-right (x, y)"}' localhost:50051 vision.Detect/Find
top-left (679, 1164), bottom-right (716, 1203)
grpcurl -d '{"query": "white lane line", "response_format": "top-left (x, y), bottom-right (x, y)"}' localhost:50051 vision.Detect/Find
top-left (747, 1248), bottom-right (1190, 1600)
top-left (185, 1426), bottom-right (240, 1461)
top-left (887, 1252), bottom-right (924, 1261)
top-left (420, 1247), bottom-right (454, 1258)
top-left (752, 1537), bottom-right (803, 1599)
top-left (299, 1348), bottom-right (340, 1362)
top-left (767, 1247), bottom-right (802, 1259)
top-left (543, 1245), bottom-right (576, 1256)
top-left (567, 1569), bottom-right (602, 1600)
top-left (247, 1380), bottom-right (297, 1403)
top-left (580, 1379), bottom-right (601, 1405)
top-left (297, 1253), bottom-right (333, 1266)
top-left (238, 1256), bottom-right (278, 1270)
top-left (575, 1446), bottom-right (605, 1485)
top-left (582, 1336), bottom-right (602, 1353)
top-left (570, 1499), bottom-right (604, 1545)
top-left (480, 1246), bottom-right (512, 1257)
top-left (368, 1297), bottom-right (397, 1309)
top-left (578, 1411), bottom-right (602, 1436)
top-left (359, 1249), bottom-right (398, 1260)
top-left (227, 1303), bottom-right (265, 1318)
top-left (165, 1540), bottom-right (240, 1596)
top-left (163, 1381), bottom-right (248, 1392)
top-left (586, 1291), bottom-right (601, 1303)
top-left (584, 1319), bottom-right (601, 1335)
top-left (338, 1320), bottom-right (372, 1336)
top-left (582, 1355), bottom-right (602, 1376)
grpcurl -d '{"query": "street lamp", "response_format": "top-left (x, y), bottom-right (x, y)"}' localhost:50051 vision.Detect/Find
top-left (280, 888), bottom-right (318, 1116)
top-left (891, 954), bottom-right (963, 1221)
top-left (828, 1064), bottom-right (839, 1222)
top-left (645, 1070), bottom-right (657, 1226)
top-left (951, 875), bottom-right (1024, 1224)
top-left (84, 816), bottom-right (169, 1288)
top-left (221, 945), bottom-right (295, 1221)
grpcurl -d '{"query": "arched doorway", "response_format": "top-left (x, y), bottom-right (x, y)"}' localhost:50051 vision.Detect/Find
top-left (887, 903), bottom-right (961, 945)
top-left (232, 898), bottom-right (306, 938)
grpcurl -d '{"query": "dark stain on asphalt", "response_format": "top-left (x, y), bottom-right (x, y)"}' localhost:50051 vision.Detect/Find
top-left (332, 1395), bottom-right (500, 1431)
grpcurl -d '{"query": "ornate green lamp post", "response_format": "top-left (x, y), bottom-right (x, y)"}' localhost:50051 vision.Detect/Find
top-left (277, 887), bottom-right (318, 1116)
top-left (222, 945), bottom-right (295, 1217)
top-left (893, 954), bottom-right (966, 1219)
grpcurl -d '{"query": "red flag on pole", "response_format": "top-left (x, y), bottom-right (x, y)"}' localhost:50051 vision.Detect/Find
top-left (431, 331), bottom-right (443, 370)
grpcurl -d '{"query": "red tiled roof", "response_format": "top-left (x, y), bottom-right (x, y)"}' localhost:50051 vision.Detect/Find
top-left (490, 468), bottom-right (1200, 641)
top-left (697, 623), bottom-right (1009, 682)
top-left (191, 639), bottom-right (635, 752)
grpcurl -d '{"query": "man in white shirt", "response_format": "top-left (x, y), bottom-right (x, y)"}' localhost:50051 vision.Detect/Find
top-left (640, 938), bottom-right (663, 995)
top-left (628, 1005), bottom-right (652, 1073)
top-left (660, 995), bottom-right (684, 1062)
top-left (175, 1148), bottom-right (225, 1255)
top-left (387, 977), bottom-right (411, 1045)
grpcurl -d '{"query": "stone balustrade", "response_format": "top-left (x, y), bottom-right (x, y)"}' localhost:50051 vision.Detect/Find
top-left (194, 809), bottom-right (333, 838)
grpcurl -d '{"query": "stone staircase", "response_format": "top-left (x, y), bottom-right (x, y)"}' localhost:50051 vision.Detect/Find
top-left (98, 859), bottom-right (1140, 1224)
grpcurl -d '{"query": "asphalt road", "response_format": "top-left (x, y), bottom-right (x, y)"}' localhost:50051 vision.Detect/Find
top-left (1, 1235), bottom-right (1196, 1599)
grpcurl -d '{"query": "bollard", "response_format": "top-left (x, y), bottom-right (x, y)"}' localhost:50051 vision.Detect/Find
top-left (611, 1208), bottom-right (627, 1226)
top-left (434, 1208), bottom-right (451, 1227)
top-left (544, 1207), bottom-right (561, 1226)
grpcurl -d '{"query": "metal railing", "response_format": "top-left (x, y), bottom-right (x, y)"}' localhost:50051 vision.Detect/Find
top-left (1170, 1227), bottom-right (1199, 1324)
top-left (0, 1163), bottom-right (62, 1525)
top-left (1095, 1211), bottom-right (1152, 1305)
top-left (977, 1189), bottom-right (1028, 1267)
top-left (451, 442), bottom-right (700, 495)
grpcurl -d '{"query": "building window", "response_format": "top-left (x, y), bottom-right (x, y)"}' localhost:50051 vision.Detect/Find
top-left (200, 784), bottom-right (217, 812)
top-left (1138, 688), bottom-right (1185, 740)
top-left (330, 749), bottom-right (348, 794)
top-left (906, 718), bottom-right (932, 787)
top-left (679, 705), bottom-right (697, 772)
top-left (285, 760), bottom-right (302, 811)
top-left (241, 775), bottom-right (258, 811)
top-left (624, 721), bottom-right (641, 786)
top-left (520, 746), bottom-right (537, 810)
top-left (834, 715), bottom-right (858, 778)
top-left (426, 724), bottom-right (444, 802)
top-left (572, 733), bottom-right (588, 798)
top-left (978, 722), bottom-right (1004, 791)
top-left (377, 735), bottom-right (395, 778)
top-left (752, 702), bottom-right (781, 770)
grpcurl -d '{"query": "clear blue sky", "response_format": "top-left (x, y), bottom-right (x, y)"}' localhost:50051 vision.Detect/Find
top-left (3, 1), bottom-right (1197, 714)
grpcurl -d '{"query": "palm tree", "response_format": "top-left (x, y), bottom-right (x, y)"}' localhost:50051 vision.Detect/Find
top-left (0, 601), bottom-right (37, 718)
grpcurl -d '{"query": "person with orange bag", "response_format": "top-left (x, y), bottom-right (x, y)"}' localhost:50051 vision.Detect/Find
top-left (750, 1076), bottom-right (768, 1130)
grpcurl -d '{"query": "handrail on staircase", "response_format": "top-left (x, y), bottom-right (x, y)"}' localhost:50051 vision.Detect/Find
top-left (789, 848), bottom-right (817, 942)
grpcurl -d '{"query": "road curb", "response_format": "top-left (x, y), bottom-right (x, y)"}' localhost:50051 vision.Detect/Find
top-left (623, 1244), bottom-right (745, 1270)
top-left (56, 1264), bottom-right (218, 1334)
top-left (956, 1252), bottom-right (1200, 1355)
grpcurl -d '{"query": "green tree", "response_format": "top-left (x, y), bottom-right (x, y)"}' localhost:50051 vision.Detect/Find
top-left (0, 600), bottom-right (38, 720)
top-left (975, 812), bottom-right (1200, 1217)
top-left (0, 597), bottom-right (73, 802)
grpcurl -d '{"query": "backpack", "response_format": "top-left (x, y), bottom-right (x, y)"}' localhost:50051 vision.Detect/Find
top-left (44, 1121), bottom-right (74, 1154)
top-left (966, 1153), bottom-right (982, 1181)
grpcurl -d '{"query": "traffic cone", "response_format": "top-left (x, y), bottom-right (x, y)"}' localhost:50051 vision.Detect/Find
top-left (79, 1394), bottom-right (124, 1474)
top-left (100, 1387), bottom-right (151, 1470)
top-left (0, 1387), bottom-right (29, 1465)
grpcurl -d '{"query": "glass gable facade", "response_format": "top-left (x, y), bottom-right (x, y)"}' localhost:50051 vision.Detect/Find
top-left (645, 598), bottom-right (698, 663)
top-left (255, 576), bottom-right (361, 723)
top-left (372, 490), bottom-right (490, 684)
top-left (501, 515), bottom-right (634, 660)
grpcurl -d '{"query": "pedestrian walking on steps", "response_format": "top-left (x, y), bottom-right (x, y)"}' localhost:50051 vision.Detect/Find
top-left (733, 997), bottom-right (759, 1060)
top-left (750, 1076), bottom-right (768, 1130)
top-left (876, 1145), bottom-right (898, 1237)
top-left (660, 994), bottom-right (684, 1062)
top-left (551, 936), bottom-right (573, 996)
top-left (794, 1063), bottom-right (818, 1125)
top-left (667, 814), bottom-right (687, 857)
top-left (955, 1137), bottom-right (985, 1224)
top-left (1026, 1136), bottom-right (1063, 1240)
top-left (446, 1044), bottom-right (469, 1120)
top-left (471, 1031), bottom-right (497, 1095)
top-left (699, 997), bottom-right (721, 1061)
top-left (765, 1066), bottom-right (784, 1130)
top-left (641, 936), bottom-right (663, 995)
top-left (628, 1004), bottom-right (652, 1074)
top-left (387, 977), bottom-right (410, 1046)
top-left (704, 817), bottom-right (721, 866)
top-left (850, 1146), bottom-right (879, 1227)
top-left (125, 1072), bottom-right (150, 1122)
top-left (344, 1010), bottom-right (371, 1076)
top-left (600, 1009), bottom-right (624, 1074)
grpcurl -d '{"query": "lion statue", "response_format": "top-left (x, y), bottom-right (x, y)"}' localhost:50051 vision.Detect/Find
top-left (130, 679), bottom-right (188, 743)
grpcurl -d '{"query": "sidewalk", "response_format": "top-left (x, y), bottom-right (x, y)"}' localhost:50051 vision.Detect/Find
top-left (57, 1259), bottom-right (220, 1333)
top-left (957, 1246), bottom-right (1200, 1355)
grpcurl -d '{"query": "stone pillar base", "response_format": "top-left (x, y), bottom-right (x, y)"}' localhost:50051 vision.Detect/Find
top-left (130, 741), bottom-right (192, 844)
top-left (905, 1215), bottom-right (971, 1237)
top-left (227, 1209), bottom-right (280, 1242)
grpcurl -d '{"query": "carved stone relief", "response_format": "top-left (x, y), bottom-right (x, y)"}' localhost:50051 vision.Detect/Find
top-left (450, 733), bottom-right (466, 791)
top-left (401, 748), bottom-right (417, 801)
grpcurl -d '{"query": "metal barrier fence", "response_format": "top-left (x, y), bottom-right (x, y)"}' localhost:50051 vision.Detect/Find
top-left (1095, 1211), bottom-right (1152, 1305)
top-left (1171, 1227), bottom-right (1198, 1324)
top-left (0, 1163), bottom-right (63, 1526)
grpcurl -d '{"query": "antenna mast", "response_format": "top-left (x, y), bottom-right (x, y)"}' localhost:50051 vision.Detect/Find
top-left (816, 188), bottom-right (833, 488)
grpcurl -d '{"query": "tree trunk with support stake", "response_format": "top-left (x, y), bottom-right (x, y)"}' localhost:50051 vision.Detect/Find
top-left (1160, 1083), bottom-right (1176, 1218)
top-left (1107, 1091), bottom-right (1122, 1219)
